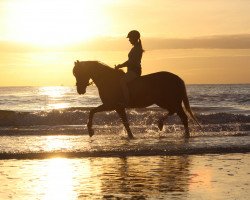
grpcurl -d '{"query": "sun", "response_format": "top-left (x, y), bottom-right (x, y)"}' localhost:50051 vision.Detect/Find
top-left (6, 0), bottom-right (111, 46)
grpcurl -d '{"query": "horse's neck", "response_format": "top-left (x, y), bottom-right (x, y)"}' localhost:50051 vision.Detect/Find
top-left (89, 65), bottom-right (116, 88)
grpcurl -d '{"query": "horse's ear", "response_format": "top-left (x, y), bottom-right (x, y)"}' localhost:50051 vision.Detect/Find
top-left (75, 60), bottom-right (80, 65)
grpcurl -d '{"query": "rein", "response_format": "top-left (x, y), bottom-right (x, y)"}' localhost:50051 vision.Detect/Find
top-left (76, 80), bottom-right (94, 87)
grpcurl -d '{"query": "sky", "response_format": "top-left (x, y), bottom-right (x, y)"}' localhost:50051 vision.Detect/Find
top-left (0, 0), bottom-right (250, 86)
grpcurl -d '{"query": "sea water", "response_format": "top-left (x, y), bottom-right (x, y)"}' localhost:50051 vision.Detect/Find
top-left (0, 84), bottom-right (249, 199)
top-left (0, 84), bottom-right (249, 157)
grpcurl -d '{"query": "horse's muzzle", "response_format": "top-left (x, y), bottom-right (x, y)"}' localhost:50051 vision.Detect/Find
top-left (77, 87), bottom-right (86, 95)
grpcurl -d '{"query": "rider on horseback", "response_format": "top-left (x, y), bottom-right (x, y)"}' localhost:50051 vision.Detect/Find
top-left (115, 30), bottom-right (144, 105)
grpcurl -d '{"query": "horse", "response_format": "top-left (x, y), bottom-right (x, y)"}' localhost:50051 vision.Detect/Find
top-left (73, 60), bottom-right (201, 139)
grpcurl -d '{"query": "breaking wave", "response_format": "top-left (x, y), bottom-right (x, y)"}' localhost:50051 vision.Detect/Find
top-left (0, 108), bottom-right (249, 126)
top-left (0, 107), bottom-right (249, 136)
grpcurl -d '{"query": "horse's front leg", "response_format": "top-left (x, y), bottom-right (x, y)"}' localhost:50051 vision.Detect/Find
top-left (116, 108), bottom-right (134, 139)
top-left (87, 104), bottom-right (112, 137)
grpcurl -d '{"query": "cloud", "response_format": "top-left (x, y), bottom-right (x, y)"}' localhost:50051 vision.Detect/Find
top-left (70, 34), bottom-right (250, 51)
top-left (1, 34), bottom-right (250, 52)
top-left (144, 34), bottom-right (250, 50)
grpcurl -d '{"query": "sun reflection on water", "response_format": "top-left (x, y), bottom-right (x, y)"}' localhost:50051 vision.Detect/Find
top-left (42, 158), bottom-right (76, 200)
top-left (39, 86), bottom-right (72, 110)
top-left (43, 136), bottom-right (70, 151)
top-left (49, 103), bottom-right (70, 109)
top-left (33, 158), bottom-right (94, 200)
top-left (39, 86), bottom-right (69, 98)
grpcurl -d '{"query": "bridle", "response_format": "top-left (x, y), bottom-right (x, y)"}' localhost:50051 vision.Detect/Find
top-left (75, 80), bottom-right (94, 87)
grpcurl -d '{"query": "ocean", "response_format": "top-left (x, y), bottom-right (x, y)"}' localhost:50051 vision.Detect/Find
top-left (0, 84), bottom-right (249, 199)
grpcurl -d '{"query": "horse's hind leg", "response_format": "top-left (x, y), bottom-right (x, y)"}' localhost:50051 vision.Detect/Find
top-left (116, 108), bottom-right (134, 139)
top-left (177, 106), bottom-right (190, 138)
top-left (157, 112), bottom-right (174, 131)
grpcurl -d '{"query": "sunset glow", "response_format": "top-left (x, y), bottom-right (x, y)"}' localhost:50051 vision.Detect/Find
top-left (3, 0), bottom-right (111, 46)
top-left (0, 0), bottom-right (249, 85)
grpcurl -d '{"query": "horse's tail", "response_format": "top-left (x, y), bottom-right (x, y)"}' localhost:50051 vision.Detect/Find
top-left (181, 81), bottom-right (202, 129)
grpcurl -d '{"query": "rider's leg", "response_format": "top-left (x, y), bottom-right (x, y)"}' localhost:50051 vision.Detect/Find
top-left (120, 71), bottom-right (137, 104)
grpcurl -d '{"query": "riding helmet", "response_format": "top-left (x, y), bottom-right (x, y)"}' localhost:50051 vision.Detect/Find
top-left (127, 30), bottom-right (140, 39)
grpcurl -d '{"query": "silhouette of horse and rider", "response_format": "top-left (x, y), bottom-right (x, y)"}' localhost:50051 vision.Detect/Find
top-left (73, 30), bottom-right (201, 139)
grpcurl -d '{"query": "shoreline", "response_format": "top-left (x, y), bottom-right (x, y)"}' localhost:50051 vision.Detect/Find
top-left (1, 146), bottom-right (250, 160)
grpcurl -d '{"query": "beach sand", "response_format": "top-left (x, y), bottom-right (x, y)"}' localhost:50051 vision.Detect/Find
top-left (0, 153), bottom-right (249, 200)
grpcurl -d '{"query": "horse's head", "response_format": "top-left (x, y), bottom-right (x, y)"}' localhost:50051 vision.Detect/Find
top-left (73, 60), bottom-right (91, 95)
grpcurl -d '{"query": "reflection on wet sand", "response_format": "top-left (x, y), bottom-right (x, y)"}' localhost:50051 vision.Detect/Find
top-left (0, 156), bottom-right (191, 199)
top-left (0, 154), bottom-right (249, 199)
top-left (95, 156), bottom-right (191, 199)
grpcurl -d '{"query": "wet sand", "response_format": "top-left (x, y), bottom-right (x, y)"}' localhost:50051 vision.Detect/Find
top-left (0, 153), bottom-right (249, 199)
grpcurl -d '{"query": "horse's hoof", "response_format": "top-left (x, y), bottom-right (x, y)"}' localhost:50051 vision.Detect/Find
top-left (88, 128), bottom-right (94, 137)
top-left (157, 120), bottom-right (163, 131)
top-left (128, 135), bottom-right (135, 140)
top-left (184, 132), bottom-right (190, 138)
top-left (128, 133), bottom-right (135, 140)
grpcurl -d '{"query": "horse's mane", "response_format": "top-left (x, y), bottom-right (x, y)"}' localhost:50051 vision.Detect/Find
top-left (81, 60), bottom-right (125, 75)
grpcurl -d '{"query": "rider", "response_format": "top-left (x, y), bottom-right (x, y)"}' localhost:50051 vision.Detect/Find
top-left (115, 30), bottom-right (144, 105)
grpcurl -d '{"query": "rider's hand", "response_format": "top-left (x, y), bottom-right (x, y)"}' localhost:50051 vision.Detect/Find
top-left (115, 64), bottom-right (121, 70)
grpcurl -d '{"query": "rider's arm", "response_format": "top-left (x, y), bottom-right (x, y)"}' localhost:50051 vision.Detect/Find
top-left (115, 60), bottom-right (128, 69)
